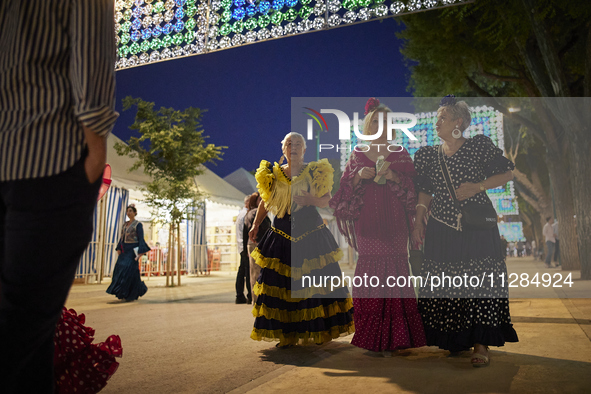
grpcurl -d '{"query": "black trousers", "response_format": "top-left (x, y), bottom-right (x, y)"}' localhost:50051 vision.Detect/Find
top-left (0, 155), bottom-right (101, 393)
top-left (235, 249), bottom-right (251, 299)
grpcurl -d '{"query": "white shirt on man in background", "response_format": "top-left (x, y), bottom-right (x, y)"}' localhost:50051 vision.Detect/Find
top-left (236, 206), bottom-right (248, 254)
top-left (543, 221), bottom-right (556, 243)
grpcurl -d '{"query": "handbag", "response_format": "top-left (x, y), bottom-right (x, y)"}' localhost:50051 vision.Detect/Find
top-left (438, 145), bottom-right (498, 230)
top-left (409, 249), bottom-right (424, 276)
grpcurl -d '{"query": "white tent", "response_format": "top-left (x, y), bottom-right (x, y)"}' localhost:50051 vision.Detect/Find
top-left (77, 134), bottom-right (247, 282)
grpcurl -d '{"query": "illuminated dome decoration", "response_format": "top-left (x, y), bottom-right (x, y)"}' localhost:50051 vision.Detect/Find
top-left (115, 0), bottom-right (473, 69)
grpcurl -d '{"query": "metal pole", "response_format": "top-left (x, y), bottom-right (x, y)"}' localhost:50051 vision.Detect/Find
top-left (97, 196), bottom-right (107, 284)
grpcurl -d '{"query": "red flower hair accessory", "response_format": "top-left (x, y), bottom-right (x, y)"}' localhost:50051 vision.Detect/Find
top-left (364, 97), bottom-right (380, 115)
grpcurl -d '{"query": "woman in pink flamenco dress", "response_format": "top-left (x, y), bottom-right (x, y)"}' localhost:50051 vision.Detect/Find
top-left (330, 98), bottom-right (426, 356)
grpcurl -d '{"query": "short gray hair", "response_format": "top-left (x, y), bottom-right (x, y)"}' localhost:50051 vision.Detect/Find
top-left (281, 132), bottom-right (307, 149)
top-left (437, 101), bottom-right (471, 131)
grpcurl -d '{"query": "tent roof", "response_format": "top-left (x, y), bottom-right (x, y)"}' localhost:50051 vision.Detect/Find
top-left (107, 134), bottom-right (152, 189)
top-left (107, 134), bottom-right (245, 207)
top-left (223, 167), bottom-right (258, 195)
top-left (195, 166), bottom-right (247, 207)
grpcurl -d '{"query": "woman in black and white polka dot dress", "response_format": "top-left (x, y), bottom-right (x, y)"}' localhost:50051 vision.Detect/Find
top-left (412, 96), bottom-right (519, 367)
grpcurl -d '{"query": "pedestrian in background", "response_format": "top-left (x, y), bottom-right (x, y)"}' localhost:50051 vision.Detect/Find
top-left (244, 192), bottom-right (271, 305)
top-left (552, 219), bottom-right (560, 267)
top-left (235, 195), bottom-right (251, 304)
top-left (543, 217), bottom-right (556, 268)
top-left (500, 236), bottom-right (508, 260)
top-left (0, 1), bottom-right (118, 392)
top-left (106, 204), bottom-right (150, 302)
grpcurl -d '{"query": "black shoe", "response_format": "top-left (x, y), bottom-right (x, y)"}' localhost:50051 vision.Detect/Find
top-left (235, 295), bottom-right (247, 304)
top-left (247, 296), bottom-right (252, 304)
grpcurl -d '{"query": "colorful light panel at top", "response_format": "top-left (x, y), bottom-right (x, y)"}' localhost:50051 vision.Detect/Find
top-left (114, 0), bottom-right (473, 69)
top-left (338, 106), bottom-right (519, 216)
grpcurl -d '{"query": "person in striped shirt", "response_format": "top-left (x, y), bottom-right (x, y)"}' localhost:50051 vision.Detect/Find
top-left (0, 1), bottom-right (118, 392)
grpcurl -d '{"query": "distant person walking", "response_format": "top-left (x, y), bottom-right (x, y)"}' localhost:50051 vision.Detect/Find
top-left (552, 220), bottom-right (560, 267)
top-left (235, 196), bottom-right (251, 304)
top-left (107, 204), bottom-right (150, 301)
top-left (500, 236), bottom-right (508, 260)
top-left (543, 217), bottom-right (556, 268)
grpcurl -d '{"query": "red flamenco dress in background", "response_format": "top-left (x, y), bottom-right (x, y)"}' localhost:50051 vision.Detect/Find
top-left (54, 308), bottom-right (122, 393)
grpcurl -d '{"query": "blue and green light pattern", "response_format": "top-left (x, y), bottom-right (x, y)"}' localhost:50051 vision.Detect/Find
top-left (115, 0), bottom-right (473, 69)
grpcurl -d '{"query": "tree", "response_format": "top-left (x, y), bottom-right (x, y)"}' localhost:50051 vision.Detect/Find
top-left (397, 0), bottom-right (591, 276)
top-left (503, 113), bottom-right (553, 237)
top-left (115, 97), bottom-right (225, 286)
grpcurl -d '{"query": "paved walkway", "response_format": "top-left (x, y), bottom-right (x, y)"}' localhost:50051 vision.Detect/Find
top-left (65, 257), bottom-right (591, 393)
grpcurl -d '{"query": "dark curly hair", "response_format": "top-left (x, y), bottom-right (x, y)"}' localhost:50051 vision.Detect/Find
top-left (248, 192), bottom-right (260, 210)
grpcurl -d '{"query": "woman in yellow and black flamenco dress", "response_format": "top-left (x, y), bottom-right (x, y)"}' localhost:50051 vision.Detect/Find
top-left (248, 132), bottom-right (354, 347)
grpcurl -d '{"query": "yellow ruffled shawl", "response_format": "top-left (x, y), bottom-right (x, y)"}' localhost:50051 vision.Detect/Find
top-left (254, 158), bottom-right (334, 218)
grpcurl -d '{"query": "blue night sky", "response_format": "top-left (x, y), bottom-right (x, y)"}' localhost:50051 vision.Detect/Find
top-left (113, 17), bottom-right (414, 177)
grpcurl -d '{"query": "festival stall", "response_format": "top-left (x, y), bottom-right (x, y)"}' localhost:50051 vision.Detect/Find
top-left (76, 134), bottom-right (246, 282)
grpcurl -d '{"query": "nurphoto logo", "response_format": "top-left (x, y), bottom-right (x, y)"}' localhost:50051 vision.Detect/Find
top-left (304, 108), bottom-right (419, 153)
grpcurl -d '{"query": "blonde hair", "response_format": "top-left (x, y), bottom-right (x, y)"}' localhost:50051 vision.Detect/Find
top-left (437, 101), bottom-right (471, 131)
top-left (363, 104), bottom-right (394, 137)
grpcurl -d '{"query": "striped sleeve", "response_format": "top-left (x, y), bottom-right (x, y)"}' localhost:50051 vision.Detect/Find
top-left (69, 0), bottom-right (119, 136)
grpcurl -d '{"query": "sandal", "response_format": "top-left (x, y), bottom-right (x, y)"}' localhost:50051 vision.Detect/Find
top-left (471, 352), bottom-right (489, 368)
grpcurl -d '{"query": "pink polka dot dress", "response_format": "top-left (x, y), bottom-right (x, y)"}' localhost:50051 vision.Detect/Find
top-left (331, 149), bottom-right (427, 352)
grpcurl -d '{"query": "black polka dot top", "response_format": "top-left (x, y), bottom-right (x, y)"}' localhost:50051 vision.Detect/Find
top-left (414, 135), bottom-right (515, 231)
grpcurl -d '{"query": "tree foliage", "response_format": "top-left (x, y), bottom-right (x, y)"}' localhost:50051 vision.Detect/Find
top-left (115, 96), bottom-right (225, 224)
top-left (397, 0), bottom-right (590, 99)
top-left (396, 0), bottom-right (591, 275)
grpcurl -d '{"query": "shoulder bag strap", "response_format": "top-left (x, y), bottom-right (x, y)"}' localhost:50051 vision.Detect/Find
top-left (438, 145), bottom-right (460, 209)
top-left (438, 145), bottom-right (464, 231)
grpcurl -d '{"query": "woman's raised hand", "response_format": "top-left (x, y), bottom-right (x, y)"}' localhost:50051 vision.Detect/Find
top-left (455, 182), bottom-right (480, 201)
top-left (293, 190), bottom-right (316, 206)
top-left (411, 222), bottom-right (424, 246)
top-left (249, 224), bottom-right (259, 243)
top-left (357, 167), bottom-right (376, 179)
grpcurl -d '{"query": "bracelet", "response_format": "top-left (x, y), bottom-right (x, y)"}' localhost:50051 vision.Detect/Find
top-left (416, 203), bottom-right (428, 211)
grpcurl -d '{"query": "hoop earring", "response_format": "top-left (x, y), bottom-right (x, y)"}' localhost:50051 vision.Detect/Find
top-left (452, 127), bottom-right (462, 139)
